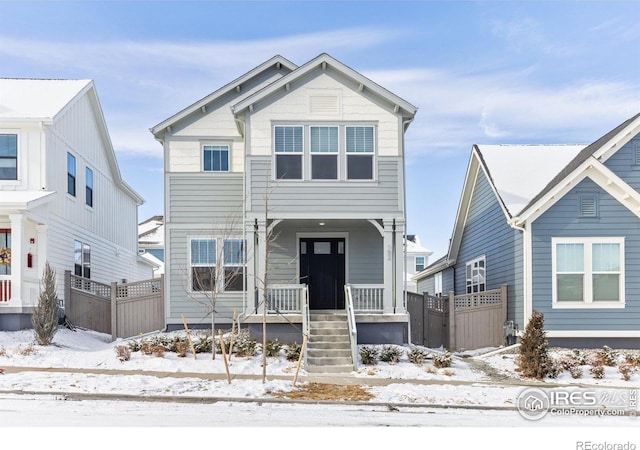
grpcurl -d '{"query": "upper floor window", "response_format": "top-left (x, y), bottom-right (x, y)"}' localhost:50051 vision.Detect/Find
top-left (346, 126), bottom-right (374, 180)
top-left (415, 256), bottom-right (425, 272)
top-left (203, 145), bottom-right (229, 172)
top-left (310, 126), bottom-right (338, 180)
top-left (552, 237), bottom-right (624, 308)
top-left (274, 126), bottom-right (303, 179)
top-left (466, 256), bottom-right (486, 294)
top-left (67, 153), bottom-right (76, 196)
top-left (0, 134), bottom-right (18, 180)
top-left (85, 167), bottom-right (93, 207)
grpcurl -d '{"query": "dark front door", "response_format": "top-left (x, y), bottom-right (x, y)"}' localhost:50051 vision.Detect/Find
top-left (300, 238), bottom-right (345, 310)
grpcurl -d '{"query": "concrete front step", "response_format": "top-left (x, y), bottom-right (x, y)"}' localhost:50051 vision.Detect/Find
top-left (309, 313), bottom-right (347, 321)
top-left (310, 321), bottom-right (348, 330)
top-left (306, 312), bottom-right (354, 373)
top-left (308, 327), bottom-right (349, 337)
top-left (306, 364), bottom-right (354, 374)
top-left (307, 348), bottom-right (352, 358)
top-left (307, 356), bottom-right (353, 366)
top-left (308, 334), bottom-right (350, 344)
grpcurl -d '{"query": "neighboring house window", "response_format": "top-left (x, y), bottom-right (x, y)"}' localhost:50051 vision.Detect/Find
top-left (346, 126), bottom-right (374, 180)
top-left (310, 126), bottom-right (338, 180)
top-left (434, 272), bottom-right (443, 297)
top-left (0, 229), bottom-right (10, 275)
top-left (552, 237), bottom-right (625, 308)
top-left (223, 239), bottom-right (245, 291)
top-left (274, 126), bottom-right (303, 179)
top-left (203, 145), bottom-right (229, 172)
top-left (415, 256), bottom-right (425, 272)
top-left (74, 240), bottom-right (91, 278)
top-left (466, 256), bottom-right (486, 293)
top-left (579, 193), bottom-right (598, 218)
top-left (191, 238), bottom-right (216, 292)
top-left (85, 167), bottom-right (93, 207)
top-left (67, 152), bottom-right (76, 196)
top-left (0, 134), bottom-right (17, 180)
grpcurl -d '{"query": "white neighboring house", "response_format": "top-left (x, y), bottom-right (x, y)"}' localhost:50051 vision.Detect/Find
top-left (404, 234), bottom-right (433, 292)
top-left (0, 78), bottom-right (153, 331)
top-left (138, 215), bottom-right (164, 278)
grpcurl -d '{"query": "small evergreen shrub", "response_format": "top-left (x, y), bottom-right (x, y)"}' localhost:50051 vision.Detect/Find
top-left (235, 330), bottom-right (257, 357)
top-left (214, 331), bottom-right (233, 354)
top-left (547, 358), bottom-right (563, 379)
top-left (569, 365), bottom-right (583, 379)
top-left (128, 340), bottom-right (141, 352)
top-left (408, 347), bottom-right (428, 366)
top-left (265, 339), bottom-right (283, 357)
top-left (596, 345), bottom-right (618, 367)
top-left (194, 334), bottom-right (213, 353)
top-left (571, 349), bottom-right (589, 366)
top-left (590, 364), bottom-right (605, 379)
top-left (432, 351), bottom-right (452, 369)
top-left (618, 362), bottom-right (636, 381)
top-left (516, 310), bottom-right (549, 379)
top-left (115, 345), bottom-right (131, 362)
top-left (559, 355), bottom-right (578, 371)
top-left (359, 345), bottom-right (379, 365)
top-left (380, 345), bottom-right (402, 364)
top-left (285, 342), bottom-right (301, 361)
top-left (32, 262), bottom-right (59, 346)
top-left (624, 352), bottom-right (640, 368)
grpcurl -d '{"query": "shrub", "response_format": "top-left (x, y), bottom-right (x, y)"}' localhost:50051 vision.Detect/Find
top-left (569, 365), bottom-right (583, 379)
top-left (175, 341), bottom-right (188, 358)
top-left (559, 356), bottom-right (577, 371)
top-left (128, 340), bottom-right (141, 352)
top-left (32, 262), bottom-right (59, 346)
top-left (408, 347), bottom-right (428, 366)
top-left (571, 349), bottom-right (588, 366)
top-left (16, 344), bottom-right (36, 356)
top-left (618, 362), bottom-right (636, 381)
top-left (235, 330), bottom-right (257, 357)
top-left (433, 351), bottom-right (452, 369)
top-left (140, 341), bottom-right (153, 356)
top-left (285, 342), bottom-right (301, 361)
top-left (547, 358), bottom-right (563, 379)
top-left (115, 345), bottom-right (131, 362)
top-left (214, 331), bottom-right (233, 354)
top-left (596, 345), bottom-right (618, 367)
top-left (359, 345), bottom-right (379, 365)
top-left (516, 310), bottom-right (549, 379)
top-left (151, 345), bottom-right (165, 358)
top-left (590, 364), bottom-right (605, 380)
top-left (380, 345), bottom-right (402, 364)
top-left (624, 352), bottom-right (640, 368)
top-left (193, 334), bottom-right (213, 354)
top-left (0, 346), bottom-right (6, 357)
top-left (265, 339), bottom-right (283, 357)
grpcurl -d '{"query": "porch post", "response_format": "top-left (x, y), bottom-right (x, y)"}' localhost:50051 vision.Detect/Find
top-left (382, 219), bottom-right (394, 314)
top-left (394, 219), bottom-right (406, 313)
top-left (255, 218), bottom-right (267, 314)
top-left (9, 214), bottom-right (23, 304)
top-left (244, 219), bottom-right (257, 316)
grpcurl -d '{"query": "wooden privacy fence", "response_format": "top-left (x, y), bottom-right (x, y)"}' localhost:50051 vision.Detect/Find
top-left (64, 271), bottom-right (164, 341)
top-left (407, 285), bottom-right (507, 351)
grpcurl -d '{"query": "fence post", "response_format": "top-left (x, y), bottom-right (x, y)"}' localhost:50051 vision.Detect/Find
top-left (448, 291), bottom-right (455, 351)
top-left (110, 281), bottom-right (117, 342)
top-left (160, 274), bottom-right (166, 331)
top-left (64, 270), bottom-right (71, 318)
top-left (501, 283), bottom-right (508, 322)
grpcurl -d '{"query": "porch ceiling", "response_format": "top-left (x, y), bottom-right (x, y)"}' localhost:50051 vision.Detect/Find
top-left (0, 191), bottom-right (55, 212)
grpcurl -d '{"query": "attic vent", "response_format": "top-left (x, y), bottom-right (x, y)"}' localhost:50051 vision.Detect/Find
top-left (579, 194), bottom-right (598, 217)
top-left (635, 143), bottom-right (640, 165)
top-left (310, 95), bottom-right (339, 114)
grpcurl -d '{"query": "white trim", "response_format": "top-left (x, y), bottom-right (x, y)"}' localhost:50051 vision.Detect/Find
top-left (465, 254), bottom-right (486, 294)
top-left (201, 142), bottom-right (231, 173)
top-left (546, 330), bottom-right (640, 338)
top-left (551, 236), bottom-right (625, 309)
top-left (594, 115), bottom-right (640, 163)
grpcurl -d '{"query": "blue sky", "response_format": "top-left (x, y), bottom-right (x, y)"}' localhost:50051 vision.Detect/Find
top-left (1, 1), bottom-right (639, 258)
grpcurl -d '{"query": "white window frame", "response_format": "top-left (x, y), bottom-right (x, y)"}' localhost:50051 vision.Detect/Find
top-left (85, 167), bottom-right (94, 207)
top-left (74, 239), bottom-right (91, 279)
top-left (415, 256), bottom-right (425, 273)
top-left (67, 152), bottom-right (76, 197)
top-left (223, 238), bottom-right (245, 292)
top-left (189, 237), bottom-right (246, 293)
top-left (202, 144), bottom-right (230, 172)
top-left (465, 255), bottom-right (486, 294)
top-left (309, 125), bottom-right (339, 180)
top-left (345, 125), bottom-right (376, 181)
top-left (0, 133), bottom-right (18, 181)
top-left (434, 272), bottom-right (443, 297)
top-left (551, 237), bottom-right (625, 309)
top-left (273, 125), bottom-right (304, 180)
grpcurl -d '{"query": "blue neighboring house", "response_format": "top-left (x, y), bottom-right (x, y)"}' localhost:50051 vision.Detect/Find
top-left (414, 113), bottom-right (640, 348)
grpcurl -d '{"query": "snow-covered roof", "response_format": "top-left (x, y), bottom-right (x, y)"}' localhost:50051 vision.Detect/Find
top-left (0, 78), bottom-right (91, 120)
top-left (404, 235), bottom-right (432, 255)
top-left (0, 190), bottom-right (55, 211)
top-left (476, 144), bottom-right (586, 216)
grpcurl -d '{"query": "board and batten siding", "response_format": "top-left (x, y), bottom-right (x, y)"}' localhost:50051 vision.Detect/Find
top-left (531, 177), bottom-right (640, 331)
top-left (454, 169), bottom-right (524, 326)
top-left (266, 221), bottom-right (383, 286)
top-left (166, 228), bottom-right (244, 325)
top-left (247, 157), bottom-right (402, 216)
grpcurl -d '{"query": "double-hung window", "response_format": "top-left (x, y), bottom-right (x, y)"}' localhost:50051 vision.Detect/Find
top-left (67, 153), bottom-right (76, 196)
top-left (85, 167), bottom-right (93, 207)
top-left (191, 239), bottom-right (216, 292)
top-left (310, 126), bottom-right (338, 180)
top-left (552, 237), bottom-right (625, 308)
top-left (466, 256), bottom-right (486, 293)
top-left (0, 134), bottom-right (17, 180)
top-left (203, 145), bottom-right (229, 172)
top-left (346, 126), bottom-right (374, 180)
top-left (274, 126), bottom-right (303, 179)
top-left (415, 256), bottom-right (425, 272)
top-left (223, 239), bottom-right (245, 291)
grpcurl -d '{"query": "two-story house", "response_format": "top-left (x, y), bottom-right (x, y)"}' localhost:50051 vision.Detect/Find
top-left (404, 234), bottom-right (433, 293)
top-left (152, 54), bottom-right (417, 361)
top-left (0, 78), bottom-right (153, 331)
top-left (415, 113), bottom-right (640, 349)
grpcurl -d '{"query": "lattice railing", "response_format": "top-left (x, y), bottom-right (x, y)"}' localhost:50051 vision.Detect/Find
top-left (454, 288), bottom-right (502, 310)
top-left (70, 274), bottom-right (111, 298)
top-left (116, 278), bottom-right (162, 299)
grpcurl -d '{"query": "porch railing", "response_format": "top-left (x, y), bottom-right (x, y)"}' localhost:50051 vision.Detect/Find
top-left (266, 284), bottom-right (306, 313)
top-left (0, 276), bottom-right (10, 302)
top-left (344, 285), bottom-right (358, 371)
top-left (350, 284), bottom-right (384, 312)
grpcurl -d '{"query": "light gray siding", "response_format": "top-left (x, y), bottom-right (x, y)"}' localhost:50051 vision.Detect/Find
top-left (247, 156), bottom-right (402, 216)
top-left (454, 170), bottom-right (524, 326)
top-left (416, 267), bottom-right (454, 296)
top-left (531, 177), bottom-right (640, 331)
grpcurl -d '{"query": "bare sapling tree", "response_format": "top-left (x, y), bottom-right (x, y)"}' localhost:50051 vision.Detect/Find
top-left (188, 212), bottom-right (244, 360)
top-left (32, 262), bottom-right (59, 345)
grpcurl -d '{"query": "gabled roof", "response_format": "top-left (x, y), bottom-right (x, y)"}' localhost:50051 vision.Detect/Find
top-left (0, 78), bottom-right (91, 121)
top-left (0, 78), bottom-right (144, 205)
top-left (231, 53), bottom-right (418, 123)
top-left (150, 55), bottom-right (297, 137)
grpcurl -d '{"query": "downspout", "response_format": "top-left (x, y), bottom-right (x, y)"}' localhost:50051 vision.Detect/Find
top-left (507, 217), bottom-right (526, 337)
top-left (234, 115), bottom-right (248, 329)
top-left (392, 219), bottom-right (396, 313)
top-left (401, 117), bottom-right (414, 313)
